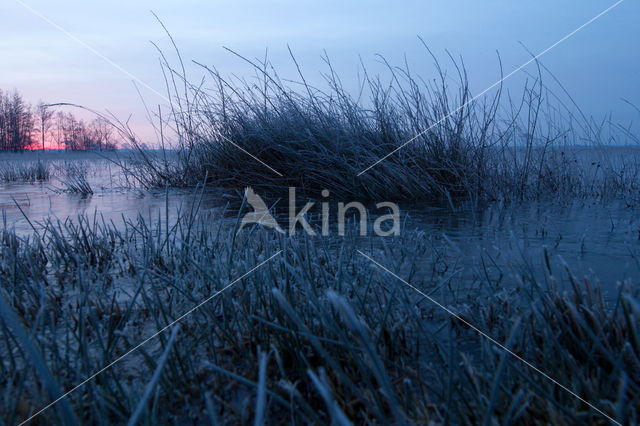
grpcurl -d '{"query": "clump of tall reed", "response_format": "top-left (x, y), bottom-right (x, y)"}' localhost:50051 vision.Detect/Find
top-left (122, 44), bottom-right (640, 202)
top-left (53, 161), bottom-right (93, 196)
top-left (0, 209), bottom-right (637, 424)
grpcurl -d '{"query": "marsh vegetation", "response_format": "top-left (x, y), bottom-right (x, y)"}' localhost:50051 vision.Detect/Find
top-left (0, 49), bottom-right (639, 424)
top-left (122, 48), bottom-right (640, 204)
top-left (0, 205), bottom-right (638, 424)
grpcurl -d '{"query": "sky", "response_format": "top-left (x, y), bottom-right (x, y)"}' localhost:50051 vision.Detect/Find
top-left (1, 0), bottom-right (639, 144)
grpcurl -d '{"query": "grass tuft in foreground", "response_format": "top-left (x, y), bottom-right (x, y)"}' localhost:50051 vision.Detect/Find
top-left (0, 209), bottom-right (637, 424)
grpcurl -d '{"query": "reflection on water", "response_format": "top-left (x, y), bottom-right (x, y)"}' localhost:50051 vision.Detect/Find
top-left (2, 182), bottom-right (229, 233)
top-left (0, 155), bottom-right (230, 233)
top-left (404, 200), bottom-right (640, 292)
top-left (1, 155), bottom-right (639, 296)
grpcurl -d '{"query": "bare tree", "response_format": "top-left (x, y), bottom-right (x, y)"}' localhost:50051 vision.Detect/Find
top-left (52, 111), bottom-right (66, 150)
top-left (88, 117), bottom-right (115, 150)
top-left (36, 102), bottom-right (54, 151)
top-left (0, 90), bottom-right (34, 150)
top-left (0, 89), bottom-right (118, 151)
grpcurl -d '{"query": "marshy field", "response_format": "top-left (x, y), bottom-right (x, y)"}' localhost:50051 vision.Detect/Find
top-left (1, 53), bottom-right (640, 426)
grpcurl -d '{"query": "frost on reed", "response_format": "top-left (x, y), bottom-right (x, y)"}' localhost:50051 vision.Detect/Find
top-left (0, 160), bottom-right (50, 182)
top-left (123, 45), bottom-right (640, 202)
top-left (0, 211), bottom-right (637, 424)
top-left (53, 162), bottom-right (93, 196)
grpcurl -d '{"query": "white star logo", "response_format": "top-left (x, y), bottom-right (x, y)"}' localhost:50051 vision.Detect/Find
top-left (237, 187), bottom-right (285, 234)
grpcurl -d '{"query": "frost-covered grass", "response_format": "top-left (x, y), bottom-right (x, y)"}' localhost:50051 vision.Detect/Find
top-left (1, 48), bottom-right (639, 425)
top-left (0, 208), bottom-right (637, 424)
top-left (0, 160), bottom-right (50, 182)
top-left (0, 151), bottom-right (123, 186)
top-left (53, 162), bottom-right (93, 196)
top-left (121, 48), bottom-right (640, 203)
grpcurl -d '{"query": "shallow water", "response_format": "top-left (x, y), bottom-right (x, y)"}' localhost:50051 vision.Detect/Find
top-left (0, 152), bottom-right (229, 234)
top-left (1, 153), bottom-right (639, 297)
top-left (406, 199), bottom-right (640, 294)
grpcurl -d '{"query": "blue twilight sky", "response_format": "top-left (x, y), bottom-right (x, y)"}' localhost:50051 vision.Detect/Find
top-left (1, 0), bottom-right (638, 143)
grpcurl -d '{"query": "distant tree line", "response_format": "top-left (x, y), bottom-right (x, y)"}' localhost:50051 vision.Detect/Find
top-left (0, 89), bottom-right (117, 151)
